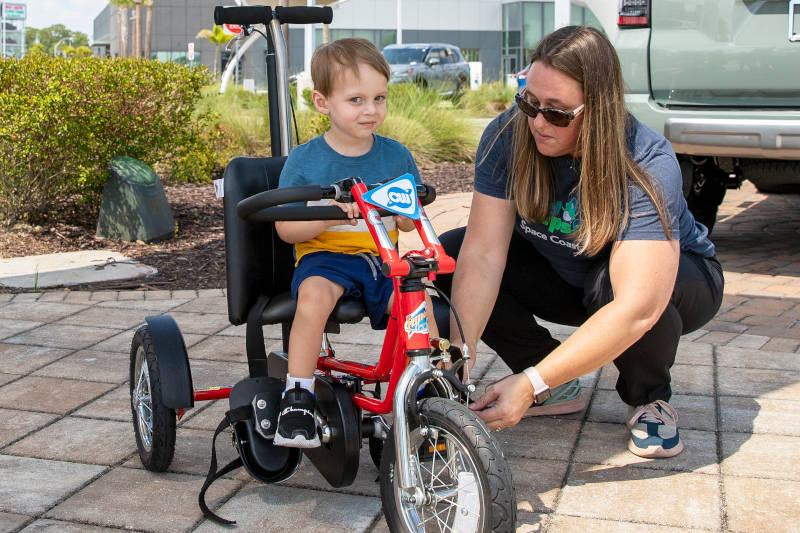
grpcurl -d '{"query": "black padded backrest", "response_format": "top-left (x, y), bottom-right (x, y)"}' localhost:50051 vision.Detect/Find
top-left (223, 156), bottom-right (294, 325)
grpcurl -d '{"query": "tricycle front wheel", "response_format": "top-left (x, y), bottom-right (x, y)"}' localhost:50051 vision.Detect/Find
top-left (130, 325), bottom-right (176, 472)
top-left (379, 398), bottom-right (516, 532)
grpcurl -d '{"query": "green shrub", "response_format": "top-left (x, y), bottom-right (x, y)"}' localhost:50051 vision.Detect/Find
top-left (0, 55), bottom-right (215, 223)
top-left (461, 82), bottom-right (515, 116)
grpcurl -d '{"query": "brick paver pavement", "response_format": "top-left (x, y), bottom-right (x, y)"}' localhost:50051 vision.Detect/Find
top-left (1, 181), bottom-right (799, 532)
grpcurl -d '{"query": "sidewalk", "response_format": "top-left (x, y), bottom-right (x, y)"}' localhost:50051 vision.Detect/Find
top-left (1, 182), bottom-right (799, 532)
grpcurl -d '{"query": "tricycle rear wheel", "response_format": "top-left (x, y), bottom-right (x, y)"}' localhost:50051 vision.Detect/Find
top-left (130, 325), bottom-right (176, 472)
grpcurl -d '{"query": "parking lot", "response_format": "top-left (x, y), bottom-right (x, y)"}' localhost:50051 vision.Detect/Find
top-left (1, 181), bottom-right (799, 532)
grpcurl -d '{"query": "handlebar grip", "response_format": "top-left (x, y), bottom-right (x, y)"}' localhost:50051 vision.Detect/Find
top-left (214, 6), bottom-right (272, 26)
top-left (417, 184), bottom-right (436, 206)
top-left (237, 185), bottom-right (333, 219)
top-left (246, 206), bottom-right (349, 223)
top-left (274, 6), bottom-right (333, 24)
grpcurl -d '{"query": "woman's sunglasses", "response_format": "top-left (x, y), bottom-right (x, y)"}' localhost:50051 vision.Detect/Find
top-left (514, 92), bottom-right (584, 127)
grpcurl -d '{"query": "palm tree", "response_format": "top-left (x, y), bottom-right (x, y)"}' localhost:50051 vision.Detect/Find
top-left (110, 0), bottom-right (134, 57)
top-left (195, 25), bottom-right (233, 78)
top-left (144, 0), bottom-right (154, 59)
top-left (132, 0), bottom-right (143, 58)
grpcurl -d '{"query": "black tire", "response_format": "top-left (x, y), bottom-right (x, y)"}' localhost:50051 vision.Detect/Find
top-left (130, 325), bottom-right (176, 472)
top-left (379, 398), bottom-right (516, 532)
top-left (368, 435), bottom-right (384, 469)
top-left (742, 160), bottom-right (800, 194)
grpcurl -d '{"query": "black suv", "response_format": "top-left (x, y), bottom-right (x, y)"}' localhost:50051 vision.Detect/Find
top-left (382, 43), bottom-right (470, 96)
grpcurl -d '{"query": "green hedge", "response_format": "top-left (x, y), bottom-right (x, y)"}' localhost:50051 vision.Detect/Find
top-left (0, 56), bottom-right (218, 223)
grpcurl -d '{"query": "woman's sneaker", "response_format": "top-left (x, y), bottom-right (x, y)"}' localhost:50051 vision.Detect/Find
top-left (522, 378), bottom-right (586, 417)
top-left (626, 400), bottom-right (683, 458)
top-left (274, 384), bottom-right (320, 449)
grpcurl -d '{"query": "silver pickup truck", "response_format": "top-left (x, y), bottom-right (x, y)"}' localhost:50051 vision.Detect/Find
top-left (614, 0), bottom-right (800, 231)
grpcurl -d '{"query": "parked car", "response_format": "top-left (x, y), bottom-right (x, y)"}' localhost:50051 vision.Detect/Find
top-left (382, 43), bottom-right (470, 97)
top-left (614, 0), bottom-right (800, 231)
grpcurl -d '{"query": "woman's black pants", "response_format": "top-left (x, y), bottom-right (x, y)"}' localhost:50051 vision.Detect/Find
top-left (434, 228), bottom-right (724, 407)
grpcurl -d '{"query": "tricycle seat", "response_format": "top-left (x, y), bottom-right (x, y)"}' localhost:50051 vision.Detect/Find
top-left (260, 292), bottom-right (366, 325)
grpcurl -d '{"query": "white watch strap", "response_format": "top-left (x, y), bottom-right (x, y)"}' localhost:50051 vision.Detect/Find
top-left (522, 366), bottom-right (548, 394)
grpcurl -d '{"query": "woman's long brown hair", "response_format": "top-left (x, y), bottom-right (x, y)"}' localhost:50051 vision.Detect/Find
top-left (509, 26), bottom-right (672, 256)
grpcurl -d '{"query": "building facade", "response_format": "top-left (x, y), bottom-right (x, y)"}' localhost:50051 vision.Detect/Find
top-left (1, 2), bottom-right (26, 58)
top-left (92, 0), bottom-right (604, 88)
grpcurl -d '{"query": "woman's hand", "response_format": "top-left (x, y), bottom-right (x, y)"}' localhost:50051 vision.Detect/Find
top-left (469, 373), bottom-right (534, 431)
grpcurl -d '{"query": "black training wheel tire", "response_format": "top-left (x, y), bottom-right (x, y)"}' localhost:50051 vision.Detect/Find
top-left (130, 325), bottom-right (176, 472)
top-left (380, 398), bottom-right (516, 532)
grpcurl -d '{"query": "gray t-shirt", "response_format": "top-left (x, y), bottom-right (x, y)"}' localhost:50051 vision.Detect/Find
top-left (474, 107), bottom-right (715, 287)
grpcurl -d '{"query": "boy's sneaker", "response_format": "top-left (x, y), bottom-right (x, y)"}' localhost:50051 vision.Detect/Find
top-left (626, 400), bottom-right (683, 458)
top-left (274, 384), bottom-right (320, 449)
top-left (522, 378), bottom-right (586, 417)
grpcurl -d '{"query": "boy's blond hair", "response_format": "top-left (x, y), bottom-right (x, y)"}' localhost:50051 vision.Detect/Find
top-left (311, 37), bottom-right (391, 95)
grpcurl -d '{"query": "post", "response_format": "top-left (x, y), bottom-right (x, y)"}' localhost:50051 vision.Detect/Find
top-left (304, 0), bottom-right (315, 74)
top-left (396, 0), bottom-right (402, 44)
top-left (554, 0), bottom-right (570, 29)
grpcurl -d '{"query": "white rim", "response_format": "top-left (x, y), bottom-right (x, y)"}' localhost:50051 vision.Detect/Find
top-left (132, 346), bottom-right (154, 450)
top-left (395, 424), bottom-right (484, 532)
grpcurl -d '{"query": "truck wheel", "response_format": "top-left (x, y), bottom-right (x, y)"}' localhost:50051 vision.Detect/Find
top-left (742, 160), bottom-right (800, 194)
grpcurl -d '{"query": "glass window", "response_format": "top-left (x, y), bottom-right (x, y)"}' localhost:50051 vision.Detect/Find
top-left (379, 30), bottom-right (397, 48)
top-left (383, 46), bottom-right (427, 65)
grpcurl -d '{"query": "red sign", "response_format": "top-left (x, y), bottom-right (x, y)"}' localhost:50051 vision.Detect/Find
top-left (187, 42), bottom-right (194, 61)
top-left (222, 24), bottom-right (242, 36)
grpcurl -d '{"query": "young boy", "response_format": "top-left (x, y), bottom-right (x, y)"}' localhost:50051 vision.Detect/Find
top-left (274, 38), bottom-right (438, 448)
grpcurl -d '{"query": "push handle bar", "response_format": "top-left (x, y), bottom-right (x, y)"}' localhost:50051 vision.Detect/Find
top-left (214, 6), bottom-right (272, 26)
top-left (236, 184), bottom-right (435, 222)
top-left (214, 5), bottom-right (333, 26)
top-left (275, 5), bottom-right (333, 24)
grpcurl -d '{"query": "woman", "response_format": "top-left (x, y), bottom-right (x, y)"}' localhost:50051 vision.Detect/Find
top-left (436, 26), bottom-right (723, 458)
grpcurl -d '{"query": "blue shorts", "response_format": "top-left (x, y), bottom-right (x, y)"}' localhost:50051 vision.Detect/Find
top-left (291, 251), bottom-right (394, 329)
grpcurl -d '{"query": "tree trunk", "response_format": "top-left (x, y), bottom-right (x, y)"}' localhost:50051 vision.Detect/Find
top-left (132, 0), bottom-right (142, 58)
top-left (213, 44), bottom-right (219, 77)
top-left (118, 6), bottom-right (129, 57)
top-left (144, 0), bottom-right (153, 59)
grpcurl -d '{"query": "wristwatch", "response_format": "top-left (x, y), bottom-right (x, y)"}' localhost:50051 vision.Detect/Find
top-left (522, 366), bottom-right (551, 405)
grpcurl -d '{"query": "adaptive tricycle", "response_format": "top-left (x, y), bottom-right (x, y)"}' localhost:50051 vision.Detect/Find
top-left (129, 5), bottom-right (515, 531)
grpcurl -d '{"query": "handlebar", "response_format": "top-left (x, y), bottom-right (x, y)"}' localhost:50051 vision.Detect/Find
top-left (214, 5), bottom-right (333, 26)
top-left (275, 5), bottom-right (333, 24)
top-left (237, 184), bottom-right (436, 222)
top-left (214, 6), bottom-right (271, 26)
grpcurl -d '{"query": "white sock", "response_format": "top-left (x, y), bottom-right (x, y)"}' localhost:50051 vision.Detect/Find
top-left (284, 374), bottom-right (314, 397)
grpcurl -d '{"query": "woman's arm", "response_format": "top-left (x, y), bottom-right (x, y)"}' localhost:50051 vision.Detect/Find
top-left (450, 191), bottom-right (517, 368)
top-left (472, 238), bottom-right (680, 429)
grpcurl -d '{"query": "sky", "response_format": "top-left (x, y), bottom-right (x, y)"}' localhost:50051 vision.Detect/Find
top-left (17, 0), bottom-right (109, 39)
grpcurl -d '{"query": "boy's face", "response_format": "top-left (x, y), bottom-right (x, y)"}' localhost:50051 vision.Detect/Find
top-left (312, 63), bottom-right (388, 145)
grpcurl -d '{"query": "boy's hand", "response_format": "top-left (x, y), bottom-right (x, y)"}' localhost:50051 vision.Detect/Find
top-left (393, 215), bottom-right (415, 232)
top-left (328, 200), bottom-right (359, 227)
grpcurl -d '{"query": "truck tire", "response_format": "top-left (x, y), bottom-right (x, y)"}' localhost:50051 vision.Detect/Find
top-left (742, 160), bottom-right (800, 194)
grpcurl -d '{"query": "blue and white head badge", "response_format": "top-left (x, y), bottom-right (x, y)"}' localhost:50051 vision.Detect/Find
top-left (361, 174), bottom-right (421, 220)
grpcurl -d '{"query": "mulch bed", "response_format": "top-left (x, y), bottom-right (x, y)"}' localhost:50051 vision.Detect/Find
top-left (0, 163), bottom-right (473, 293)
